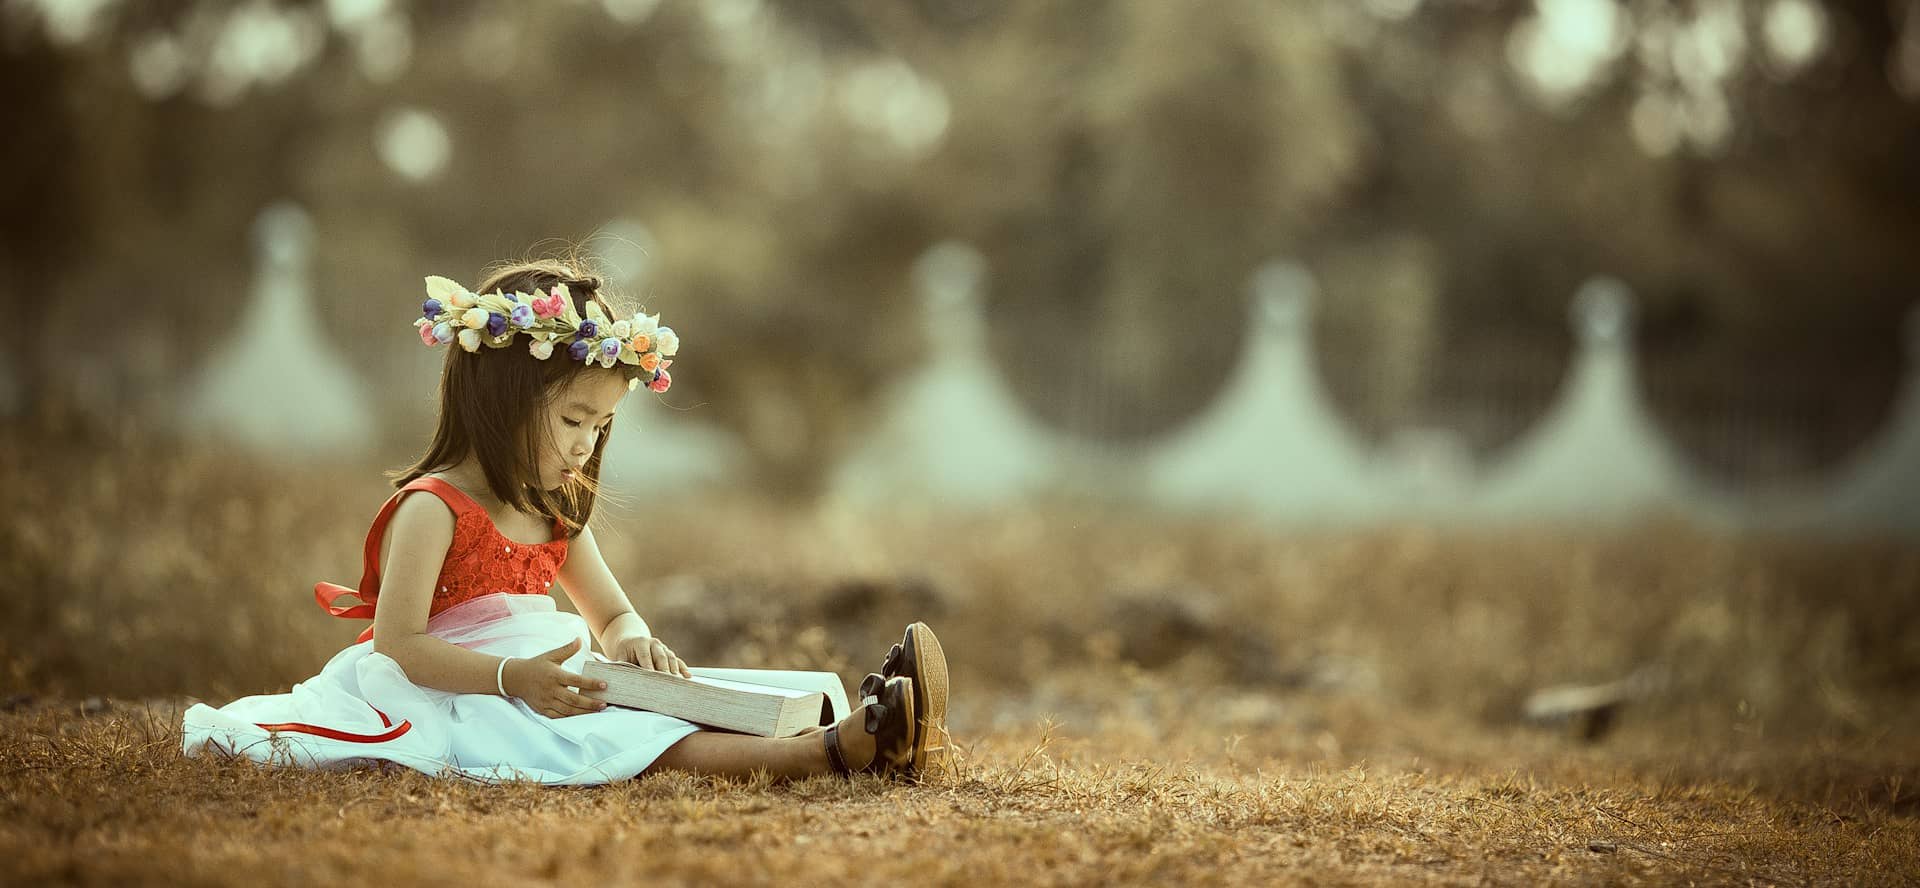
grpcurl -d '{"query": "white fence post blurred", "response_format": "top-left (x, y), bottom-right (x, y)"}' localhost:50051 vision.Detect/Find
top-left (824, 240), bottom-right (1062, 510)
top-left (596, 387), bottom-right (748, 497)
top-left (1474, 278), bottom-right (1698, 523)
top-left (594, 217), bottom-right (747, 496)
top-left (179, 202), bottom-right (374, 459)
top-left (1142, 261), bottom-right (1383, 523)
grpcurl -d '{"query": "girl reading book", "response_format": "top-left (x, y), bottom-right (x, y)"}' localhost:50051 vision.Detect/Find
top-left (181, 257), bottom-right (948, 784)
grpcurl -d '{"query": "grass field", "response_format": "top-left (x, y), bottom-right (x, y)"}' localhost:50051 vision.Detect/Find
top-left (3, 410), bottom-right (1917, 885)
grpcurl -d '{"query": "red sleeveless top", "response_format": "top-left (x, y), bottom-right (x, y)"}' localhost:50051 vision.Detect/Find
top-left (314, 477), bottom-right (570, 643)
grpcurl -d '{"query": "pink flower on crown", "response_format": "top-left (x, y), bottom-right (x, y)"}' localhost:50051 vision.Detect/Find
top-left (417, 320), bottom-right (438, 346)
top-left (532, 289), bottom-right (566, 320)
top-left (648, 369), bottom-right (671, 392)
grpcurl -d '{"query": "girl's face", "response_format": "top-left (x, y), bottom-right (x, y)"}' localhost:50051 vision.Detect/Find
top-left (536, 372), bottom-right (632, 490)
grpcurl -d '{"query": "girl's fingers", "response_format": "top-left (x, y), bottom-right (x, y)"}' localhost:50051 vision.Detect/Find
top-left (546, 698), bottom-right (598, 718)
top-left (565, 690), bottom-right (607, 711)
top-left (562, 672), bottom-right (607, 691)
top-left (672, 657), bottom-right (689, 678)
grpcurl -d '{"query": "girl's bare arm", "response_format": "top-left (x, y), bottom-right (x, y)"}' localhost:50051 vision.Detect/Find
top-left (366, 493), bottom-right (609, 716)
top-left (553, 523), bottom-right (651, 648)
top-left (555, 524), bottom-right (689, 677)
top-left (369, 493), bottom-right (511, 694)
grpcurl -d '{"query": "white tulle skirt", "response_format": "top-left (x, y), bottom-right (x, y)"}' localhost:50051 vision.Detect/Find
top-left (180, 592), bottom-right (704, 785)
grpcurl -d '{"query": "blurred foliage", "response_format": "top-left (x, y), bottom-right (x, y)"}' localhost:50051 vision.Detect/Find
top-left (3, 0), bottom-right (1918, 493)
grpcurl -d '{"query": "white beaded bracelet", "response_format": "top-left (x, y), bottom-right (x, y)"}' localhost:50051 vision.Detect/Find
top-left (496, 656), bottom-right (514, 697)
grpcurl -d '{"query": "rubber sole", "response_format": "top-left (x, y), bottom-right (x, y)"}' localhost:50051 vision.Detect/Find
top-left (906, 621), bottom-right (949, 772)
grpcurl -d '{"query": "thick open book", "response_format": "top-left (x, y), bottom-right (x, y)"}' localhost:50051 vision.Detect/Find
top-left (579, 659), bottom-right (851, 738)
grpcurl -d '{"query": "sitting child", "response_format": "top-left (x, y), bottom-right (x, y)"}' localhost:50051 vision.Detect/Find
top-left (181, 259), bottom-right (948, 784)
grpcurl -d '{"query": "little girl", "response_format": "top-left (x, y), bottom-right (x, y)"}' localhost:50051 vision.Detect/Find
top-left (181, 258), bottom-right (949, 785)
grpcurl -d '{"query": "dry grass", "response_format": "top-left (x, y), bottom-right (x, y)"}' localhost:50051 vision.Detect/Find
top-left (3, 408), bottom-right (1918, 885)
top-left (5, 694), bottom-right (1916, 886)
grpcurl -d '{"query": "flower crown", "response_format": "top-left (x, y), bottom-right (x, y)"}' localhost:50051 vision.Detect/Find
top-left (412, 275), bottom-right (677, 393)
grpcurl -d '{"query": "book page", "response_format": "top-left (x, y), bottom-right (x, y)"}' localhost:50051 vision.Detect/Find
top-left (582, 661), bottom-right (828, 736)
top-left (688, 667), bottom-right (850, 720)
top-left (688, 675), bottom-right (815, 698)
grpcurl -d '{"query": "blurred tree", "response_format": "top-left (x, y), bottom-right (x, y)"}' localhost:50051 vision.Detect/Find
top-left (4, 0), bottom-right (1917, 491)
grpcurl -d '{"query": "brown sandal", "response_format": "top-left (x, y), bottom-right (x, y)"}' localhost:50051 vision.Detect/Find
top-left (823, 673), bottom-right (917, 778)
top-left (877, 623), bottom-right (949, 773)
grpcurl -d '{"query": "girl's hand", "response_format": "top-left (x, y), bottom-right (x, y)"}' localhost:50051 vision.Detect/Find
top-left (606, 633), bottom-right (691, 678)
top-left (503, 638), bottom-right (610, 718)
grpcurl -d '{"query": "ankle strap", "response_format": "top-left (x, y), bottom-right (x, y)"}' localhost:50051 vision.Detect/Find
top-left (823, 723), bottom-right (850, 774)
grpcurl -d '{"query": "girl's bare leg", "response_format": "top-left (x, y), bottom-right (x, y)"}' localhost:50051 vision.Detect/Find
top-left (641, 708), bottom-right (876, 780)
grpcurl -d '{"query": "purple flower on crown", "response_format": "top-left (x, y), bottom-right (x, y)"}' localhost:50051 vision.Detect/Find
top-left (432, 322), bottom-right (453, 344)
top-left (509, 304), bottom-right (535, 329)
top-left (568, 339), bottom-right (592, 361)
top-left (486, 312), bottom-right (508, 336)
top-left (599, 337), bottom-right (621, 360)
top-left (422, 298), bottom-right (443, 320)
top-left (577, 320), bottom-right (598, 340)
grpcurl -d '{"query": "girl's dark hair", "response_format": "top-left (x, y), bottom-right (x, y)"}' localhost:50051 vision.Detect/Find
top-left (388, 257), bottom-right (646, 538)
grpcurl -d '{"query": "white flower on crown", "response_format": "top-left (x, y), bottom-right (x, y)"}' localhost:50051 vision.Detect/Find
top-left (457, 328), bottom-right (483, 352)
top-left (655, 326), bottom-right (679, 357)
top-left (611, 319), bottom-right (632, 340)
top-left (530, 339), bottom-right (554, 360)
top-left (631, 312), bottom-right (659, 337)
